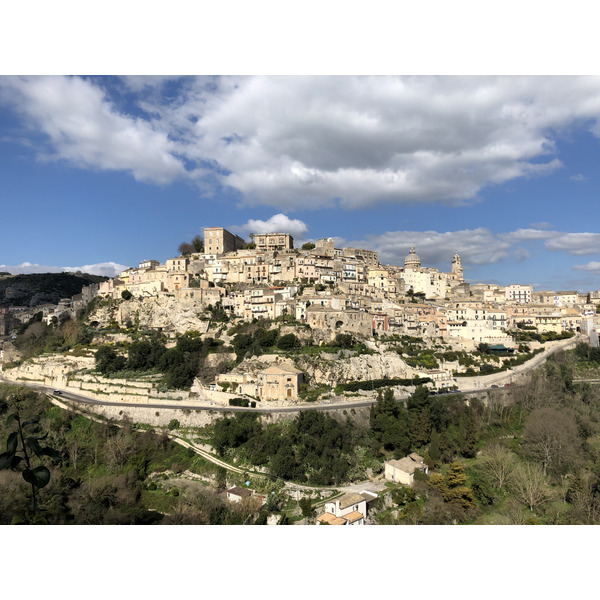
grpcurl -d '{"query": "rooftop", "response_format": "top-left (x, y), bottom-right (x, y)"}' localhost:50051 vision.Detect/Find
top-left (317, 513), bottom-right (347, 525)
top-left (338, 493), bottom-right (366, 510)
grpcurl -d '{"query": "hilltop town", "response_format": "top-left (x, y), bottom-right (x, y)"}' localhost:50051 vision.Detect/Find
top-left (1, 226), bottom-right (598, 407)
top-left (3, 227), bottom-right (600, 527)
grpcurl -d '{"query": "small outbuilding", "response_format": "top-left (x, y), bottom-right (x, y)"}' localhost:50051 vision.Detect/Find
top-left (384, 453), bottom-right (429, 486)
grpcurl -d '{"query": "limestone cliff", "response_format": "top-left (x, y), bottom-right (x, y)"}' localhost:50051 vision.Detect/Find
top-left (90, 296), bottom-right (211, 334)
top-left (232, 350), bottom-right (412, 386)
top-left (296, 351), bottom-right (412, 385)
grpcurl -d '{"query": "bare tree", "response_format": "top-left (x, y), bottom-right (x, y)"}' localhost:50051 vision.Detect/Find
top-left (480, 443), bottom-right (517, 490)
top-left (566, 471), bottom-right (600, 524)
top-left (522, 407), bottom-right (580, 477)
top-left (510, 462), bottom-right (550, 511)
top-left (178, 242), bottom-right (194, 255)
top-left (104, 431), bottom-right (135, 471)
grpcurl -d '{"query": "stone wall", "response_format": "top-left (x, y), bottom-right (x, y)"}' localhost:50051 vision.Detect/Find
top-left (61, 398), bottom-right (373, 430)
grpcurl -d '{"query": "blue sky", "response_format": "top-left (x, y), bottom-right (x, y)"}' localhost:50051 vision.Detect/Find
top-left (2, 75), bottom-right (600, 292)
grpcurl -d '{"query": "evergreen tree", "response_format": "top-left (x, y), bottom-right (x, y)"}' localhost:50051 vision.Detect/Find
top-left (407, 385), bottom-right (429, 412)
top-left (438, 428), bottom-right (454, 463)
top-left (445, 461), bottom-right (467, 488)
top-left (429, 428), bottom-right (441, 464)
top-left (410, 406), bottom-right (432, 448)
top-left (459, 409), bottom-right (478, 458)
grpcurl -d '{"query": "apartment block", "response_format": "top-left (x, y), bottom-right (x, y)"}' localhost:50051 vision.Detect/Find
top-left (254, 232), bottom-right (294, 251)
top-left (343, 247), bottom-right (379, 267)
top-left (204, 227), bottom-right (246, 255)
top-left (505, 284), bottom-right (533, 304)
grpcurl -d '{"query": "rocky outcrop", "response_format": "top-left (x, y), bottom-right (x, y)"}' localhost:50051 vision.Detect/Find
top-left (228, 349), bottom-right (412, 386)
top-left (4, 354), bottom-right (95, 386)
top-left (296, 351), bottom-right (412, 385)
top-left (90, 296), bottom-right (211, 334)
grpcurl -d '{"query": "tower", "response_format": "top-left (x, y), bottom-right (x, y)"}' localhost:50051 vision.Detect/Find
top-left (451, 252), bottom-right (463, 280)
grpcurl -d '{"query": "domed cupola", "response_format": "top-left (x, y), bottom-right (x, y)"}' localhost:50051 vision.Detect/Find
top-left (404, 245), bottom-right (421, 269)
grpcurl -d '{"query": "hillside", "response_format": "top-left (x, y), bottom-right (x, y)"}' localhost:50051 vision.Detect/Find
top-left (0, 272), bottom-right (108, 308)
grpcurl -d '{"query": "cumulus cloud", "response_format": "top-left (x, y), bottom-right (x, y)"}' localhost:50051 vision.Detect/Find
top-left (0, 262), bottom-right (129, 277)
top-left (346, 225), bottom-right (600, 270)
top-left (501, 228), bottom-right (554, 242)
top-left (348, 228), bottom-right (512, 267)
top-left (499, 229), bottom-right (600, 256)
top-left (231, 213), bottom-right (309, 240)
top-left (573, 262), bottom-right (600, 272)
top-left (6, 76), bottom-right (600, 209)
top-left (0, 76), bottom-right (189, 184)
top-left (544, 232), bottom-right (600, 255)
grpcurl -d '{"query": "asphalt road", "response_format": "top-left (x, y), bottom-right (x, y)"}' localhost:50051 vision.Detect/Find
top-left (4, 334), bottom-right (580, 415)
top-left (1, 373), bottom-right (493, 416)
top-left (0, 375), bottom-right (379, 413)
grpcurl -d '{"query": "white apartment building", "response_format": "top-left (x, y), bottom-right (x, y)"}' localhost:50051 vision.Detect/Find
top-left (505, 284), bottom-right (533, 303)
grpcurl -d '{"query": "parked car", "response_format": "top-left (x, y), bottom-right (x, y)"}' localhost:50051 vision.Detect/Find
top-left (53, 390), bottom-right (62, 395)
top-left (490, 384), bottom-right (499, 388)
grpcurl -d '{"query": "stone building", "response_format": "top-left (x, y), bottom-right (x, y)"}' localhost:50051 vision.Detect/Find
top-left (256, 364), bottom-right (303, 400)
top-left (343, 247), bottom-right (379, 268)
top-left (505, 284), bottom-right (533, 304)
top-left (384, 453), bottom-right (428, 486)
top-left (397, 246), bottom-right (459, 299)
top-left (317, 493), bottom-right (368, 526)
top-left (204, 227), bottom-right (246, 255)
top-left (254, 232), bottom-right (294, 251)
top-left (305, 305), bottom-right (373, 338)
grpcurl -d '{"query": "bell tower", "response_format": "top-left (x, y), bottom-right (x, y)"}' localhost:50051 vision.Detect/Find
top-left (451, 252), bottom-right (463, 280)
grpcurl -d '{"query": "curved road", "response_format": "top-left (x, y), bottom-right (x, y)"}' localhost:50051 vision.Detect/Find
top-left (0, 333), bottom-right (582, 415)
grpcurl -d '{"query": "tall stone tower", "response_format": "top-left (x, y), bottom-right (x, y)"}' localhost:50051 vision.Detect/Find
top-left (451, 252), bottom-right (463, 280)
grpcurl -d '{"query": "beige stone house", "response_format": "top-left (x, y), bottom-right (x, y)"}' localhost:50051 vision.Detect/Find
top-left (384, 453), bottom-right (428, 486)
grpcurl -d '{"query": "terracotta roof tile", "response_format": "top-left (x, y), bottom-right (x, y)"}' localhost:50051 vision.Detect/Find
top-left (317, 513), bottom-right (347, 525)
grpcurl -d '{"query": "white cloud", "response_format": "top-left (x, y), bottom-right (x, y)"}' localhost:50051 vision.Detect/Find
top-left (573, 262), bottom-right (600, 273)
top-left (501, 228), bottom-right (555, 242)
top-left (231, 213), bottom-right (309, 240)
top-left (6, 76), bottom-right (600, 209)
top-left (346, 226), bottom-right (600, 270)
top-left (514, 248), bottom-right (531, 262)
top-left (0, 76), bottom-right (189, 185)
top-left (570, 173), bottom-right (588, 182)
top-left (0, 262), bottom-right (128, 277)
top-left (348, 228), bottom-right (512, 267)
top-left (544, 232), bottom-right (600, 255)
top-left (500, 229), bottom-right (600, 256)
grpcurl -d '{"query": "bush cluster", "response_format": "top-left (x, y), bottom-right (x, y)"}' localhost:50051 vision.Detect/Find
top-left (335, 376), bottom-right (431, 393)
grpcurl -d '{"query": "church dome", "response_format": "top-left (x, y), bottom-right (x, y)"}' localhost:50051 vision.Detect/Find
top-left (404, 246), bottom-right (421, 268)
